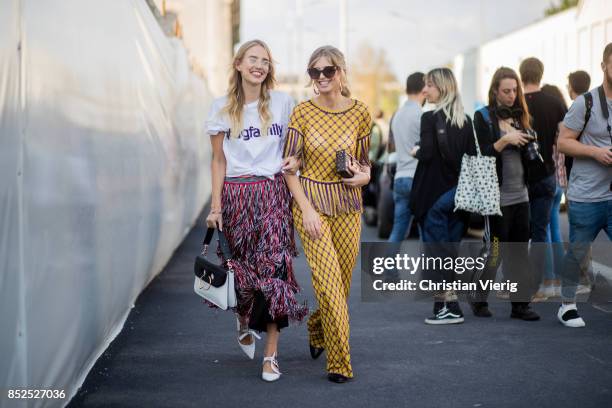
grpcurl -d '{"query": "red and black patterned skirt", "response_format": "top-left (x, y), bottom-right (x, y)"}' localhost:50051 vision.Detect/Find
top-left (217, 173), bottom-right (307, 331)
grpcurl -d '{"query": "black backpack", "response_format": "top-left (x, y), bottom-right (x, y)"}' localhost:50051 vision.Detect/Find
top-left (564, 91), bottom-right (594, 177)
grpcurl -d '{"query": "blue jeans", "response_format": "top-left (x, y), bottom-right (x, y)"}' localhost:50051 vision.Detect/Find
top-left (420, 187), bottom-right (464, 287)
top-left (421, 186), bottom-right (464, 243)
top-left (543, 186), bottom-right (564, 281)
top-left (528, 174), bottom-right (556, 288)
top-left (561, 200), bottom-right (612, 300)
top-left (529, 174), bottom-right (556, 242)
top-left (388, 177), bottom-right (414, 242)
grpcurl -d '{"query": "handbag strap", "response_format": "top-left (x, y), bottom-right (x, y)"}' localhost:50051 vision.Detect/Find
top-left (473, 108), bottom-right (492, 157)
top-left (472, 128), bottom-right (483, 157)
top-left (202, 227), bottom-right (233, 260)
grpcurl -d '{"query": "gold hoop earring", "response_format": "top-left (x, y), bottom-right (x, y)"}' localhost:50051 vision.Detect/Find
top-left (339, 81), bottom-right (344, 95)
top-left (313, 83), bottom-right (320, 95)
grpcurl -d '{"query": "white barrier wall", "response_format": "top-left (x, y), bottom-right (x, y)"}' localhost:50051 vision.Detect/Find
top-left (0, 1), bottom-right (213, 406)
top-left (455, 0), bottom-right (612, 112)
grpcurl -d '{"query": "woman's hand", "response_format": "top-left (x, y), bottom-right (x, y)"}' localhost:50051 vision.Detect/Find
top-left (502, 131), bottom-right (533, 148)
top-left (206, 209), bottom-right (223, 231)
top-left (410, 146), bottom-right (420, 157)
top-left (302, 206), bottom-right (322, 240)
top-left (282, 156), bottom-right (301, 175)
top-left (342, 161), bottom-right (370, 188)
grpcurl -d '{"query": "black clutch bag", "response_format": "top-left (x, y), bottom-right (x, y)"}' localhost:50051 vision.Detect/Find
top-left (336, 150), bottom-right (354, 178)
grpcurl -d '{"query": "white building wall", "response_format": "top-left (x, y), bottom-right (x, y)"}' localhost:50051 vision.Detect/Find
top-left (164, 0), bottom-right (235, 97)
top-left (455, 0), bottom-right (612, 114)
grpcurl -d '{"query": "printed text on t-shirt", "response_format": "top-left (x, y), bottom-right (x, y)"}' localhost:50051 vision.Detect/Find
top-left (227, 123), bottom-right (284, 140)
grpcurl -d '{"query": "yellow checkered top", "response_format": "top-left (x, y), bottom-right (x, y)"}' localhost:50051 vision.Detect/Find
top-left (283, 99), bottom-right (371, 216)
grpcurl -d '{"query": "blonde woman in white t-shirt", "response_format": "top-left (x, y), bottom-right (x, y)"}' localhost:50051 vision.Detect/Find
top-left (204, 39), bottom-right (307, 382)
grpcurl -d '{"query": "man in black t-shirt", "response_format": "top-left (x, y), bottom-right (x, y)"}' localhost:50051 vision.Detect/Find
top-left (519, 57), bottom-right (568, 245)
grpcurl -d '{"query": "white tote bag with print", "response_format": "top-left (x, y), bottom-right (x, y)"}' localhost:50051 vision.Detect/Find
top-left (454, 131), bottom-right (502, 216)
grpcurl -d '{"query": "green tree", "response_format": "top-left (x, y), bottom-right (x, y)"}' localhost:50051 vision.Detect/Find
top-left (544, 0), bottom-right (578, 16)
top-left (350, 42), bottom-right (401, 119)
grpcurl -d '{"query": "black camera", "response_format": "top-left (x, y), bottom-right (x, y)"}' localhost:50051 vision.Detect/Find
top-left (522, 128), bottom-right (544, 163)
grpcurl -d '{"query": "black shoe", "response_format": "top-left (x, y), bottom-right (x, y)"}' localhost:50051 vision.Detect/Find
top-left (310, 344), bottom-right (324, 360)
top-left (433, 301), bottom-right (444, 315)
top-left (327, 373), bottom-right (349, 383)
top-left (511, 303), bottom-right (540, 321)
top-left (425, 302), bottom-right (464, 325)
top-left (470, 301), bottom-right (492, 318)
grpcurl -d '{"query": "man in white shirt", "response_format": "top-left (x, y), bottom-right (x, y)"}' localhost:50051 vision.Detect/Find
top-left (388, 72), bottom-right (426, 242)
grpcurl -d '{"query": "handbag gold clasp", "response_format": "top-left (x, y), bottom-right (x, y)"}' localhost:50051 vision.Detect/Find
top-left (198, 273), bottom-right (213, 290)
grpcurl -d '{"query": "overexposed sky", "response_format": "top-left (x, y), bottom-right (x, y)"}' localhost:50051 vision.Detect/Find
top-left (241, 0), bottom-right (552, 80)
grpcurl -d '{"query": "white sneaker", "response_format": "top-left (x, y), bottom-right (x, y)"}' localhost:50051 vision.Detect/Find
top-left (262, 352), bottom-right (281, 382)
top-left (557, 304), bottom-right (586, 328)
top-left (236, 317), bottom-right (261, 359)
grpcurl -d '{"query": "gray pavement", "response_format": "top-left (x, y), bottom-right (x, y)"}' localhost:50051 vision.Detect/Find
top-left (69, 210), bottom-right (612, 408)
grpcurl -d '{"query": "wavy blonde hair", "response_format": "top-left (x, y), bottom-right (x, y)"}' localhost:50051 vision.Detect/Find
top-left (307, 45), bottom-right (351, 97)
top-left (427, 68), bottom-right (466, 128)
top-left (222, 39), bottom-right (276, 137)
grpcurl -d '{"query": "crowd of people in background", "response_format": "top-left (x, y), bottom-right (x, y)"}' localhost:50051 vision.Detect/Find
top-left (387, 42), bottom-right (612, 328)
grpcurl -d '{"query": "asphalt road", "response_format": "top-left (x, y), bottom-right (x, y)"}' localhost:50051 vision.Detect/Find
top-left (68, 211), bottom-right (612, 408)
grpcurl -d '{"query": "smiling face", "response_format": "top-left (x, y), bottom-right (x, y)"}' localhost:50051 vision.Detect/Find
top-left (311, 56), bottom-right (341, 95)
top-left (235, 45), bottom-right (270, 85)
top-left (423, 77), bottom-right (440, 104)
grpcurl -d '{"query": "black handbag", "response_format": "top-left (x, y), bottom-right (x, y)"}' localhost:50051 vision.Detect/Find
top-left (193, 228), bottom-right (237, 310)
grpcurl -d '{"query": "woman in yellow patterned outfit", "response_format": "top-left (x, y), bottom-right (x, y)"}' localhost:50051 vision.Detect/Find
top-left (282, 45), bottom-right (371, 383)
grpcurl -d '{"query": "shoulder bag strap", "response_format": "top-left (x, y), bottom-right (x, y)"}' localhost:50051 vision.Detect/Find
top-left (202, 227), bottom-right (233, 260)
top-left (577, 91), bottom-right (594, 140)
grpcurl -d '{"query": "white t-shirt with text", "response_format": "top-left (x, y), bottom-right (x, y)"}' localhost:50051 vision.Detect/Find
top-left (205, 90), bottom-right (295, 178)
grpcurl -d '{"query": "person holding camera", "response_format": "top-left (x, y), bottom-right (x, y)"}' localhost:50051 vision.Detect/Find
top-left (472, 67), bottom-right (540, 321)
top-left (283, 45), bottom-right (371, 383)
top-left (557, 43), bottom-right (612, 328)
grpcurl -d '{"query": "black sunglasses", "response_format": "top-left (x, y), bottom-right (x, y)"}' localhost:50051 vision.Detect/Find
top-left (307, 66), bottom-right (338, 80)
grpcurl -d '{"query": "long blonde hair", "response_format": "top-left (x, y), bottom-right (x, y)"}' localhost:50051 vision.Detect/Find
top-left (222, 39), bottom-right (276, 137)
top-left (307, 45), bottom-right (351, 97)
top-left (427, 68), bottom-right (466, 128)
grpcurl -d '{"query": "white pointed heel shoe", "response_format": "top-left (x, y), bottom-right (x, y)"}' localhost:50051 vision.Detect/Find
top-left (261, 352), bottom-right (281, 382)
top-left (236, 317), bottom-right (260, 359)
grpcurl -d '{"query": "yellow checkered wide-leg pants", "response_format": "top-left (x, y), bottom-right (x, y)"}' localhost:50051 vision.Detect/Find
top-left (293, 205), bottom-right (361, 378)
